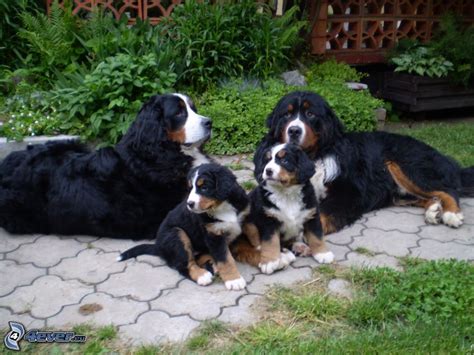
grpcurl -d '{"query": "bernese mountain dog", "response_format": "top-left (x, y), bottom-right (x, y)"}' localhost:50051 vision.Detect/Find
top-left (0, 93), bottom-right (212, 238)
top-left (118, 163), bottom-right (249, 290)
top-left (234, 143), bottom-right (333, 275)
top-left (255, 91), bottom-right (474, 234)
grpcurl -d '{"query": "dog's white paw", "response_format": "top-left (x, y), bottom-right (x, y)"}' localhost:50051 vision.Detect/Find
top-left (313, 251), bottom-right (335, 264)
top-left (442, 211), bottom-right (464, 228)
top-left (225, 276), bottom-right (246, 291)
top-left (425, 202), bottom-right (442, 224)
top-left (279, 249), bottom-right (296, 267)
top-left (292, 242), bottom-right (311, 256)
top-left (259, 259), bottom-right (281, 274)
top-left (196, 271), bottom-right (214, 286)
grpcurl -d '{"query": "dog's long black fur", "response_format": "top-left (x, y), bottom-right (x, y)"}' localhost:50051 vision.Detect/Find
top-left (0, 94), bottom-right (211, 238)
top-left (256, 91), bottom-right (474, 233)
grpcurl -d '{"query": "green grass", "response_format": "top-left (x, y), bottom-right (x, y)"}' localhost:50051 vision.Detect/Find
top-left (186, 320), bottom-right (228, 350)
top-left (226, 162), bottom-right (245, 171)
top-left (240, 180), bottom-right (257, 191)
top-left (354, 247), bottom-right (376, 256)
top-left (396, 122), bottom-right (474, 167)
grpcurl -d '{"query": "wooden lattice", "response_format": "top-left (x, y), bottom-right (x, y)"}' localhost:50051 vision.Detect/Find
top-left (310, 0), bottom-right (474, 64)
top-left (46, 0), bottom-right (183, 25)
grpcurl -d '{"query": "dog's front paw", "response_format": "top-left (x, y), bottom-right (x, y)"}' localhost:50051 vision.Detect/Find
top-left (442, 211), bottom-right (464, 228)
top-left (425, 201), bottom-right (442, 225)
top-left (225, 276), bottom-right (246, 291)
top-left (313, 251), bottom-right (335, 264)
top-left (291, 242), bottom-right (311, 256)
top-left (259, 259), bottom-right (281, 274)
top-left (279, 249), bottom-right (296, 267)
top-left (196, 271), bottom-right (214, 286)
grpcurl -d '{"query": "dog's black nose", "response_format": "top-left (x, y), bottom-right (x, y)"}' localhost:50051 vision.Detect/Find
top-left (288, 126), bottom-right (302, 138)
top-left (265, 168), bottom-right (273, 177)
top-left (202, 118), bottom-right (212, 129)
top-left (187, 201), bottom-right (195, 209)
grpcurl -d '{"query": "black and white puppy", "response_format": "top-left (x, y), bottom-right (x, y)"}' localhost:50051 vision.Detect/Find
top-left (118, 164), bottom-right (249, 290)
top-left (240, 143), bottom-right (334, 275)
top-left (0, 93), bottom-right (212, 238)
top-left (256, 91), bottom-right (474, 234)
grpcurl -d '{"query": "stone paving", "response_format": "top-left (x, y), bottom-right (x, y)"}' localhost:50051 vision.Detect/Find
top-left (0, 155), bottom-right (473, 347)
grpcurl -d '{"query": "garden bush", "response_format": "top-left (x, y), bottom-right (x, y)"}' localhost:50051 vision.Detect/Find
top-left (160, 0), bottom-right (305, 89)
top-left (305, 59), bottom-right (367, 84)
top-left (50, 53), bottom-right (176, 144)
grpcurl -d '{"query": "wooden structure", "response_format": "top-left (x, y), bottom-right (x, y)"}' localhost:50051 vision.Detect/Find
top-left (382, 72), bottom-right (474, 112)
top-left (309, 0), bottom-right (474, 64)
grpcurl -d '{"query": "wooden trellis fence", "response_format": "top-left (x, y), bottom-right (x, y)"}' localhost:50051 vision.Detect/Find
top-left (309, 0), bottom-right (474, 64)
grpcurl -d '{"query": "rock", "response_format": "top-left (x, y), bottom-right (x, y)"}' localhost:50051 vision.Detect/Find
top-left (327, 278), bottom-right (353, 299)
top-left (281, 70), bottom-right (307, 87)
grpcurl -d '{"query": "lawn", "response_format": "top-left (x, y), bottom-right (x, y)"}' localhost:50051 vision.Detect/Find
top-left (395, 122), bottom-right (474, 167)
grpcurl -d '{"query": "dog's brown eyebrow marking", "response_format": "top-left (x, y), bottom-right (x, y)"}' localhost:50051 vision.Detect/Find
top-left (303, 101), bottom-right (310, 109)
top-left (277, 149), bottom-right (286, 158)
top-left (287, 104), bottom-right (294, 112)
top-left (197, 178), bottom-right (204, 187)
top-left (179, 99), bottom-right (186, 108)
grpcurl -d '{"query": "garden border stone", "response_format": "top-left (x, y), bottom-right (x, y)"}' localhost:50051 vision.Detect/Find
top-left (0, 135), bottom-right (80, 160)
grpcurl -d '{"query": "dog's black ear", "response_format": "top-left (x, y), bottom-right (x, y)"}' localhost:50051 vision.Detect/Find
top-left (318, 104), bottom-right (344, 151)
top-left (297, 149), bottom-right (315, 183)
top-left (253, 143), bottom-right (272, 183)
top-left (215, 167), bottom-right (237, 201)
top-left (127, 95), bottom-right (166, 156)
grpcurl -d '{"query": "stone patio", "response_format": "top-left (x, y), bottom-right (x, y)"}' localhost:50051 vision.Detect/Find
top-left (0, 155), bottom-right (473, 347)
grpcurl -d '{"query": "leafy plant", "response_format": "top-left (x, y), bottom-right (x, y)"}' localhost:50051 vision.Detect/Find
top-left (50, 53), bottom-right (176, 144)
top-left (390, 46), bottom-right (454, 78)
top-left (306, 59), bottom-right (367, 83)
top-left (160, 0), bottom-right (305, 89)
top-left (430, 14), bottom-right (474, 86)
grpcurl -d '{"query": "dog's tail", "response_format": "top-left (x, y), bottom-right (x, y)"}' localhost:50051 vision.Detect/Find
top-left (117, 244), bottom-right (158, 262)
top-left (461, 166), bottom-right (474, 197)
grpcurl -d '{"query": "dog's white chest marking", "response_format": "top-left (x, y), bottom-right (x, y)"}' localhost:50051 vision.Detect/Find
top-left (181, 147), bottom-right (211, 168)
top-left (311, 155), bottom-right (339, 201)
top-left (265, 185), bottom-right (314, 241)
top-left (209, 202), bottom-right (248, 241)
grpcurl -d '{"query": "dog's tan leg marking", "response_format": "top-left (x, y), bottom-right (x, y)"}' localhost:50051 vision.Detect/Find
top-left (178, 230), bottom-right (213, 285)
top-left (306, 231), bottom-right (334, 264)
top-left (216, 250), bottom-right (246, 290)
top-left (243, 223), bottom-right (261, 248)
top-left (386, 161), bottom-right (463, 228)
top-left (258, 232), bottom-right (284, 274)
top-left (231, 238), bottom-right (261, 267)
top-left (320, 213), bottom-right (338, 235)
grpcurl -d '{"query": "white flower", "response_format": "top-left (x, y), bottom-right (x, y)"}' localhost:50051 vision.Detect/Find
top-left (28, 127), bottom-right (32, 132)
top-left (11, 114), bottom-right (16, 118)
top-left (31, 132), bottom-right (35, 136)
top-left (28, 112), bottom-right (32, 117)
top-left (35, 120), bottom-right (39, 124)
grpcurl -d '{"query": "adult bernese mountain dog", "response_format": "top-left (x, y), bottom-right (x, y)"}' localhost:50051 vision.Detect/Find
top-left (234, 143), bottom-right (333, 275)
top-left (255, 91), bottom-right (474, 234)
top-left (0, 93), bottom-right (212, 238)
top-left (118, 163), bottom-right (249, 290)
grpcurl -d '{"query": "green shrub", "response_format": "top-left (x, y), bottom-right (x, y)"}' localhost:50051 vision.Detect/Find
top-left (160, 0), bottom-right (305, 89)
top-left (390, 45), bottom-right (453, 78)
top-left (306, 59), bottom-right (367, 84)
top-left (430, 14), bottom-right (474, 86)
top-left (349, 259), bottom-right (474, 325)
top-left (50, 53), bottom-right (176, 144)
top-left (1, 88), bottom-right (63, 141)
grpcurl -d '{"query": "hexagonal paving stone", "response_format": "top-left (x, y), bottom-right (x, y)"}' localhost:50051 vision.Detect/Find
top-left (410, 239), bottom-right (474, 261)
top-left (385, 206), bottom-right (424, 215)
top-left (351, 229), bottom-right (419, 257)
top-left (89, 238), bottom-right (144, 253)
top-left (131, 254), bottom-right (167, 267)
top-left (49, 249), bottom-right (126, 284)
top-left (119, 311), bottom-right (200, 346)
top-left (151, 279), bottom-right (245, 321)
top-left (0, 230), bottom-right (39, 253)
top-left (340, 252), bottom-right (401, 270)
top-left (327, 223), bottom-right (365, 245)
top-left (418, 224), bottom-right (474, 244)
top-left (47, 292), bottom-right (148, 328)
top-left (0, 275), bottom-right (93, 318)
top-left (7, 236), bottom-right (86, 267)
top-left (0, 308), bottom-right (45, 329)
top-left (461, 198), bottom-right (474, 208)
top-left (236, 262), bottom-right (261, 283)
top-left (0, 260), bottom-right (46, 296)
top-left (219, 294), bottom-right (263, 326)
top-left (365, 210), bottom-right (423, 233)
top-left (247, 266), bottom-right (313, 294)
top-left (73, 235), bottom-right (100, 243)
top-left (97, 263), bottom-right (183, 301)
